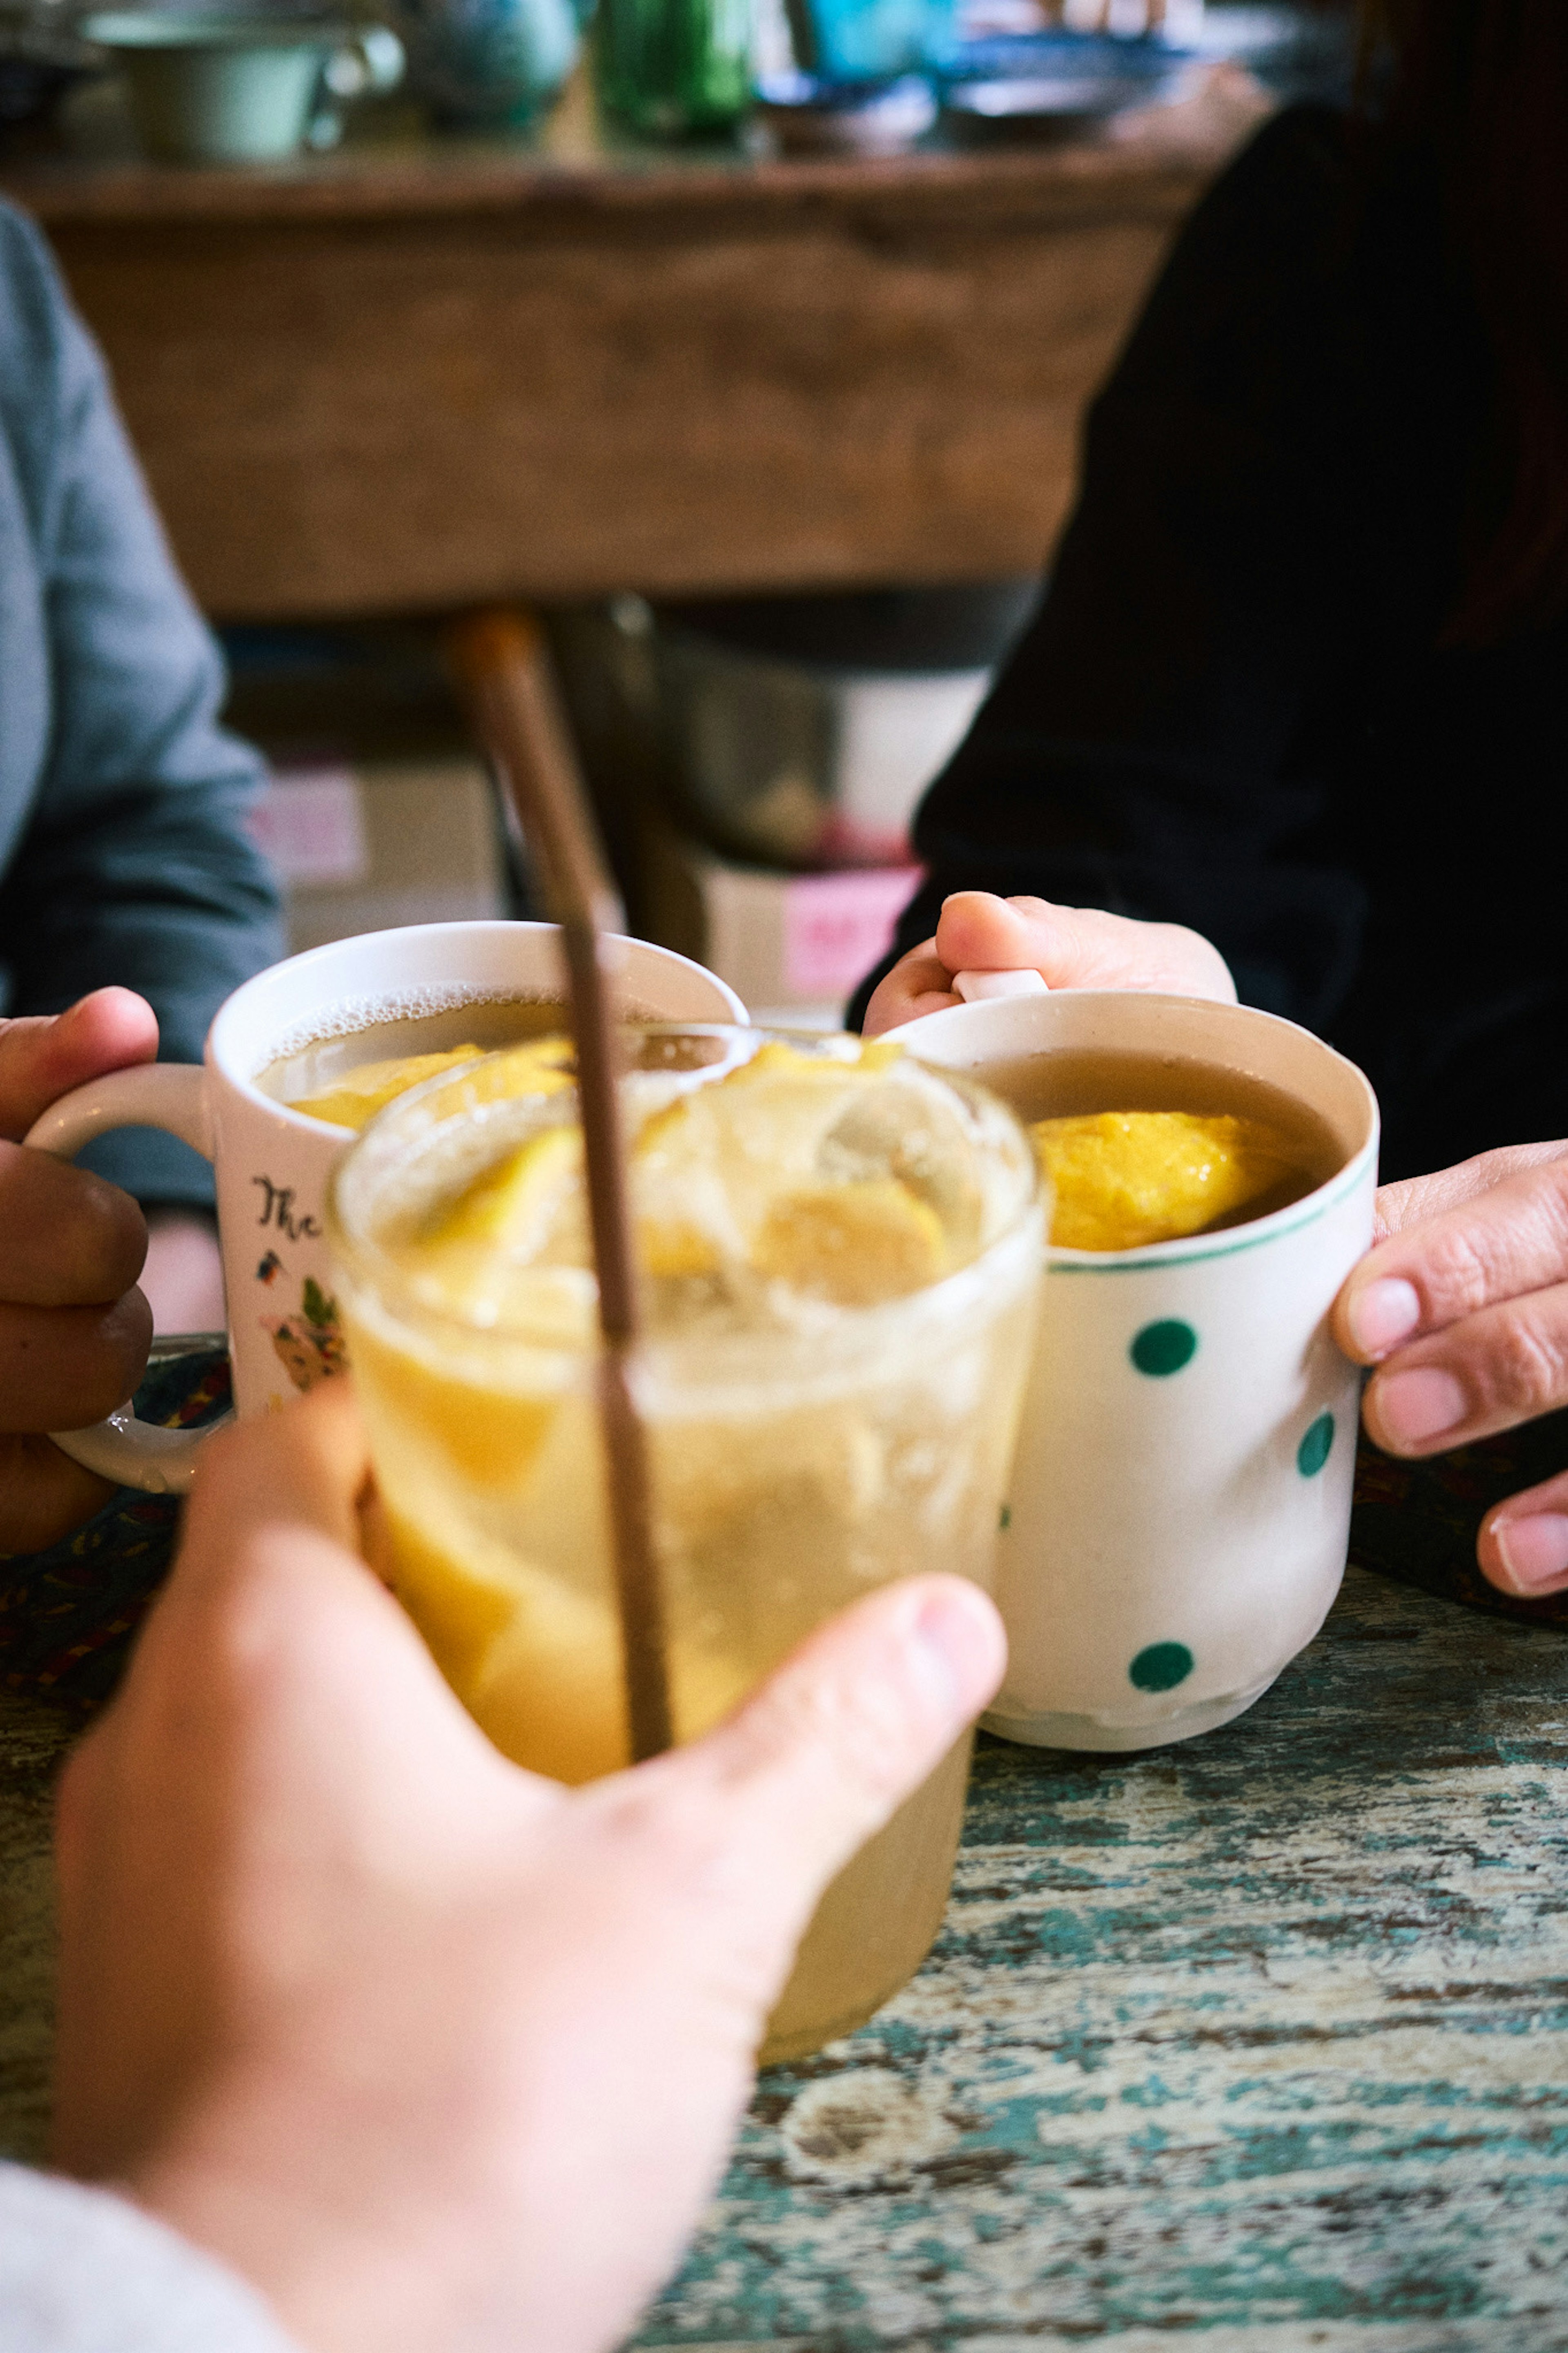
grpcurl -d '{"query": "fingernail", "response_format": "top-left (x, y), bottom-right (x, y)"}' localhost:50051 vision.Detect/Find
top-left (1493, 1514), bottom-right (1568, 1594)
top-left (1347, 1276), bottom-right (1421, 1357)
top-left (908, 1585), bottom-right (1005, 1721)
top-left (952, 969), bottom-right (1049, 1004)
top-left (1374, 1366), bottom-right (1468, 1449)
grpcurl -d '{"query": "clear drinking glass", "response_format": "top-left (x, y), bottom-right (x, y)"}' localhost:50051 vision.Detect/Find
top-left (328, 1028), bottom-right (1041, 2062)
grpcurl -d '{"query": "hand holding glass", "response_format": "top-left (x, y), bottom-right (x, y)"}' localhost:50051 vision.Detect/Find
top-left (329, 1030), bottom-right (1041, 2061)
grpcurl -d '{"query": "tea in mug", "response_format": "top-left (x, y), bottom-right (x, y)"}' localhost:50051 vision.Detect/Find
top-left (257, 997), bottom-right (587, 1131)
top-left (984, 1046), bottom-right (1343, 1251)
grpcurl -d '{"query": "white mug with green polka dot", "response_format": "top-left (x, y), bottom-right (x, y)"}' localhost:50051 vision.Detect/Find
top-left (895, 990), bottom-right (1379, 1751)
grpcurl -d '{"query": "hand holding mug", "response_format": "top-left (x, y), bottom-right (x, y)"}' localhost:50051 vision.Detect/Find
top-left (873, 897), bottom-right (1568, 1607)
top-left (863, 891), bottom-right (1237, 1036)
top-left (0, 990), bottom-right (158, 1552)
top-left (893, 985), bottom-right (1378, 1749)
top-left (1334, 1140), bottom-right (1568, 1599)
top-left (25, 921), bottom-right (742, 1496)
top-left (53, 1383), bottom-right (1004, 2353)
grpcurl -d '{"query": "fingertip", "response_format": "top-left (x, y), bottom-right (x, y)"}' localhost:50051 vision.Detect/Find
top-left (1480, 1501), bottom-right (1568, 1598)
top-left (624, 1577), bottom-right (1007, 2000)
top-left (186, 1378), bottom-right (370, 1560)
top-left (0, 991), bottom-right (159, 1142)
top-left (1360, 1363), bottom-right (1466, 1456)
top-left (860, 988), bottom-right (900, 1039)
top-left (715, 1571), bottom-right (1005, 1805)
top-left (863, 940), bottom-right (955, 1037)
top-left (298, 1373), bottom-right (368, 1443)
top-left (300, 1379), bottom-right (374, 1517)
top-left (61, 988), bottom-right (160, 1068)
top-left (935, 891), bottom-right (1039, 972)
top-left (942, 890), bottom-right (1012, 920)
top-left (1335, 1280), bottom-right (1382, 1374)
top-left (1339, 1274), bottom-right (1422, 1362)
top-left (905, 1575), bottom-right (1007, 1724)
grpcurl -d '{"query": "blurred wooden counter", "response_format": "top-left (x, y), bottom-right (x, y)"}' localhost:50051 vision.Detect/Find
top-left (0, 71), bottom-right (1270, 623)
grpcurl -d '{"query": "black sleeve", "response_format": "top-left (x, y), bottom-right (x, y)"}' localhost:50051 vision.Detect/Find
top-left (850, 104), bottom-right (1371, 1031)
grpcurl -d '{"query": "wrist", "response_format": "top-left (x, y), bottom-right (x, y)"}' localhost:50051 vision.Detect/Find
top-left (120, 2090), bottom-right (489, 2353)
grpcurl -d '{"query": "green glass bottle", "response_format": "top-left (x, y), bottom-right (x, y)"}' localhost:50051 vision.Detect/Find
top-left (594, 0), bottom-right (753, 135)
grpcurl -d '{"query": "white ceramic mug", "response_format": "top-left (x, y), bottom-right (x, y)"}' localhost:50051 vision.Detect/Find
top-left (896, 990), bottom-right (1379, 1751)
top-left (79, 13), bottom-right (405, 165)
top-left (25, 921), bottom-right (743, 1495)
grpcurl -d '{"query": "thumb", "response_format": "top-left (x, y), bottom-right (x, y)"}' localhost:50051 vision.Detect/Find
top-left (933, 893), bottom-right (1236, 1001)
top-left (0, 989), bottom-right (159, 1143)
top-left (933, 892), bottom-right (1136, 989)
top-left (661, 1574), bottom-right (1005, 1954)
top-left (933, 892), bottom-right (1060, 979)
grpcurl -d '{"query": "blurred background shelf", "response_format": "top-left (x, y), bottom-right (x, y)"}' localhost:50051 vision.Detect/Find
top-left (0, 58), bottom-right (1273, 621)
top-left (221, 580), bottom-right (1033, 1009)
top-left (0, 20), bottom-right (1313, 1001)
top-left (220, 622), bottom-right (514, 955)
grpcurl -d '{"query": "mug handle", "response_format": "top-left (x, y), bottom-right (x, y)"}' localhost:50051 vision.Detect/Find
top-left (23, 1065), bottom-right (233, 1497)
top-left (323, 26), bottom-right (405, 98)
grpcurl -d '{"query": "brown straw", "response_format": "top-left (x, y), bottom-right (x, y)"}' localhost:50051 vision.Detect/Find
top-left (446, 607), bottom-right (673, 1763)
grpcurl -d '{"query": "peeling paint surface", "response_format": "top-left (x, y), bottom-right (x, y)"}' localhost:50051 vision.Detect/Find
top-left (631, 1569), bottom-right (1568, 2351)
top-left (4, 1569), bottom-right (1567, 2346)
top-left (0, 1693), bottom-right (70, 2168)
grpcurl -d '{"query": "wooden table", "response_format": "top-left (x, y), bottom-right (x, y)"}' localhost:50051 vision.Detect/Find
top-left (5, 1561), bottom-right (1568, 2343)
top-left (0, 71), bottom-right (1270, 622)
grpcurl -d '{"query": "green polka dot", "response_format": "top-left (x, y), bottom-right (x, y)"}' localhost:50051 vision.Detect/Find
top-left (1129, 1641), bottom-right (1194, 1693)
top-left (1130, 1319), bottom-right (1198, 1377)
top-left (1297, 1411), bottom-right (1335, 1477)
top-left (998, 1503), bottom-right (1012, 1531)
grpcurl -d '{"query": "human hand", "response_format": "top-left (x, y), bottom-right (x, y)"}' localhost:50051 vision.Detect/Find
top-left (0, 989), bottom-right (158, 1551)
top-left (52, 1383), bottom-right (1005, 2353)
top-left (862, 891), bottom-right (1237, 1035)
top-left (1333, 1140), bottom-right (1568, 1599)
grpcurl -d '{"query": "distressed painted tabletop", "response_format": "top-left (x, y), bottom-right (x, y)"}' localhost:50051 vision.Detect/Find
top-left (3, 1565), bottom-right (1567, 2348)
top-left (631, 1566), bottom-right (1568, 2353)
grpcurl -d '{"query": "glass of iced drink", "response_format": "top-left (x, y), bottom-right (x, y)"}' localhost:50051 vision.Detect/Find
top-left (327, 1028), bottom-right (1041, 2063)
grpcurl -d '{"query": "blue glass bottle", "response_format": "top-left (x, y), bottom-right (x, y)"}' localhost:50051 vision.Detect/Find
top-left (804, 0), bottom-right (956, 81)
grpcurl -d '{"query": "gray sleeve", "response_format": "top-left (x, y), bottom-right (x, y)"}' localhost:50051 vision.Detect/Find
top-left (0, 203), bottom-right (285, 1208)
top-left (0, 2163), bottom-right (303, 2353)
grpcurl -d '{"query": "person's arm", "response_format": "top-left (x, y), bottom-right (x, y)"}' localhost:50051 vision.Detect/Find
top-left (0, 2165), bottom-right (301, 2353)
top-left (0, 202), bottom-right (283, 1211)
top-left (851, 105), bottom-right (1365, 1033)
